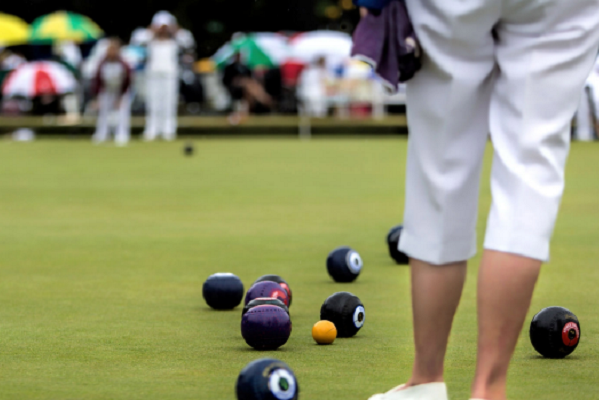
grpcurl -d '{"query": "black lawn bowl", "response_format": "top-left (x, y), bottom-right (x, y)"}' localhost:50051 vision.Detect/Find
top-left (202, 273), bottom-right (244, 310)
top-left (530, 306), bottom-right (581, 358)
top-left (387, 225), bottom-right (409, 264)
top-left (320, 292), bottom-right (365, 338)
top-left (236, 358), bottom-right (299, 400)
top-left (184, 142), bottom-right (194, 156)
top-left (326, 246), bottom-right (363, 283)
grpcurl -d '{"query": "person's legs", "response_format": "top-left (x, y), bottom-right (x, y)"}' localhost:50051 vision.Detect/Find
top-left (162, 74), bottom-right (179, 141)
top-left (115, 92), bottom-right (131, 146)
top-left (93, 92), bottom-right (112, 143)
top-left (143, 74), bottom-right (160, 141)
top-left (369, 2), bottom-right (500, 398)
top-left (408, 259), bottom-right (467, 386)
top-left (474, 1), bottom-right (599, 399)
top-left (472, 252), bottom-right (541, 400)
top-left (399, 0), bottom-right (499, 266)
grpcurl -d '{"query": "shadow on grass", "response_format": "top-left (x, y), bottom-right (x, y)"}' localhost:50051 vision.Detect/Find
top-left (336, 335), bottom-right (366, 340)
top-left (323, 280), bottom-right (366, 285)
top-left (234, 346), bottom-right (293, 353)
top-left (196, 306), bottom-right (242, 313)
top-left (525, 354), bottom-right (581, 361)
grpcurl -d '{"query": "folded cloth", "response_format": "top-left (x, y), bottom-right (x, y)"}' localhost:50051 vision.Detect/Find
top-left (351, 0), bottom-right (421, 92)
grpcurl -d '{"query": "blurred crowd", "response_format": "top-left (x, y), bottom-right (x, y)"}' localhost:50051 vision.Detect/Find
top-left (1, 9), bottom-right (598, 142)
top-left (0, 12), bottom-right (407, 127)
top-left (0, 11), bottom-right (200, 127)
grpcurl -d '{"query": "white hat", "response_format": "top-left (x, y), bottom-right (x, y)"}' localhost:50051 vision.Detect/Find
top-left (151, 11), bottom-right (177, 28)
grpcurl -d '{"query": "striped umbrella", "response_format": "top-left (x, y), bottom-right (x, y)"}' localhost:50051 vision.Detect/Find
top-left (29, 11), bottom-right (103, 43)
top-left (213, 33), bottom-right (288, 70)
top-left (0, 13), bottom-right (29, 46)
top-left (2, 61), bottom-right (77, 98)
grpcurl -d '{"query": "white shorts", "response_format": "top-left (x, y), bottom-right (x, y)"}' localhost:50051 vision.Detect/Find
top-left (400, 0), bottom-right (599, 264)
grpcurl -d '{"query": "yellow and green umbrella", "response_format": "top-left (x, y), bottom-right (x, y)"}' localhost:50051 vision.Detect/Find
top-left (29, 11), bottom-right (103, 43)
top-left (0, 13), bottom-right (29, 46)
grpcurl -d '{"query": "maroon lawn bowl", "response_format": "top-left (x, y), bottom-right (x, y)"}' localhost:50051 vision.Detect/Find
top-left (245, 281), bottom-right (289, 307)
top-left (241, 305), bottom-right (292, 350)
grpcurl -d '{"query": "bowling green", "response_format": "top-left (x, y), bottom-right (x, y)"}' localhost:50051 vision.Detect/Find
top-left (0, 137), bottom-right (597, 400)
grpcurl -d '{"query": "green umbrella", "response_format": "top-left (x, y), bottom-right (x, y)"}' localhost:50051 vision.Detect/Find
top-left (29, 11), bottom-right (103, 43)
top-left (213, 34), bottom-right (277, 70)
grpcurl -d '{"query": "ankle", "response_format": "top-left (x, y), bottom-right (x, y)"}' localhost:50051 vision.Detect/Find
top-left (407, 374), bottom-right (444, 387)
top-left (409, 360), bottom-right (445, 387)
top-left (472, 364), bottom-right (509, 399)
top-left (471, 381), bottom-right (507, 400)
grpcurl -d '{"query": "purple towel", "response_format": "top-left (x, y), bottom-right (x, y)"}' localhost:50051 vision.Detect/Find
top-left (351, 0), bottom-right (421, 92)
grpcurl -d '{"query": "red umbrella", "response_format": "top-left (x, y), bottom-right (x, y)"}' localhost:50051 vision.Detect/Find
top-left (2, 61), bottom-right (77, 98)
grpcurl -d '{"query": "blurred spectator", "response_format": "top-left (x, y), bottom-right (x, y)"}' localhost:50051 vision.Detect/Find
top-left (31, 94), bottom-right (61, 115)
top-left (0, 49), bottom-right (26, 71)
top-left (222, 55), bottom-right (274, 123)
top-left (51, 41), bottom-right (82, 124)
top-left (222, 53), bottom-right (252, 123)
top-left (143, 12), bottom-right (180, 141)
top-left (176, 29), bottom-right (196, 52)
top-left (91, 38), bottom-right (132, 146)
top-left (130, 27), bottom-right (153, 46)
top-left (0, 49), bottom-right (26, 102)
top-left (54, 41), bottom-right (82, 70)
top-left (251, 66), bottom-right (275, 114)
top-left (297, 56), bottom-right (330, 118)
top-left (261, 67), bottom-right (283, 109)
top-left (180, 51), bottom-right (204, 113)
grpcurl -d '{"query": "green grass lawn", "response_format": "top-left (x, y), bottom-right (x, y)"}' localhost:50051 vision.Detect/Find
top-left (0, 137), bottom-right (598, 400)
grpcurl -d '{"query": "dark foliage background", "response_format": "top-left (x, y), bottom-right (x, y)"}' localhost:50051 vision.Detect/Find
top-left (1, 0), bottom-right (360, 57)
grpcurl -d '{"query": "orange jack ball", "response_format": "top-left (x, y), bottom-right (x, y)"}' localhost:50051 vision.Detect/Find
top-left (312, 320), bottom-right (337, 345)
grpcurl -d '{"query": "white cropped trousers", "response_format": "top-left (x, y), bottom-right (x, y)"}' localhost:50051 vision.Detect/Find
top-left (93, 91), bottom-right (131, 145)
top-left (400, 0), bottom-right (599, 264)
top-left (144, 72), bottom-right (179, 141)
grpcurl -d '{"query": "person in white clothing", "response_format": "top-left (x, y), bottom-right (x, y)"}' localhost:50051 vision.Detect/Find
top-left (92, 38), bottom-right (132, 146)
top-left (362, 1), bottom-right (599, 400)
top-left (575, 57), bottom-right (599, 141)
top-left (298, 57), bottom-right (330, 118)
top-left (143, 13), bottom-right (179, 141)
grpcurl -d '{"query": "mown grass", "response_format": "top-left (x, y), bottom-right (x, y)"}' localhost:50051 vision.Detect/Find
top-left (0, 138), bottom-right (597, 400)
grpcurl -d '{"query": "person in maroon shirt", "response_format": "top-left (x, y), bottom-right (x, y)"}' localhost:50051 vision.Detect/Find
top-left (92, 38), bottom-right (132, 146)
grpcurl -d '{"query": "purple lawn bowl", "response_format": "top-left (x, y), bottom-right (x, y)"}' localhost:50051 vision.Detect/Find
top-left (241, 305), bottom-right (292, 350)
top-left (244, 281), bottom-right (289, 307)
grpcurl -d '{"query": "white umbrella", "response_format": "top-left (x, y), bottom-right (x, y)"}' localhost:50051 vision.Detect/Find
top-left (2, 61), bottom-right (77, 98)
top-left (288, 31), bottom-right (353, 67)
